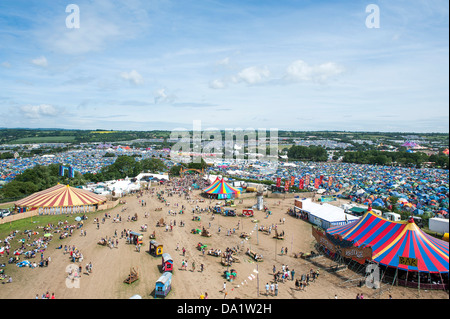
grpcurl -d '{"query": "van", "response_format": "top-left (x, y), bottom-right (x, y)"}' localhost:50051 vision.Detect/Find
top-left (382, 212), bottom-right (401, 222)
top-left (0, 210), bottom-right (11, 218)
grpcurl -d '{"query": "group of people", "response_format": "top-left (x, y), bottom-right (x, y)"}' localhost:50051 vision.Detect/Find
top-left (65, 245), bottom-right (84, 263)
top-left (35, 291), bottom-right (56, 299)
top-left (294, 268), bottom-right (320, 291)
top-left (272, 264), bottom-right (295, 283)
top-left (265, 281), bottom-right (280, 296)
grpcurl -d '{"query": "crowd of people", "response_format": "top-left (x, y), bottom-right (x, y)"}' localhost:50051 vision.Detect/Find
top-left (294, 268), bottom-right (320, 291)
top-left (0, 219), bottom-right (83, 285)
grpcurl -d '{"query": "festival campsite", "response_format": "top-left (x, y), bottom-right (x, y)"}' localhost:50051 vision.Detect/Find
top-left (0, 174), bottom-right (448, 299)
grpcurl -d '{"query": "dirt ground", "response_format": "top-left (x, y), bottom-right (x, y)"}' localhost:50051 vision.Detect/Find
top-left (1, 184), bottom-right (448, 300)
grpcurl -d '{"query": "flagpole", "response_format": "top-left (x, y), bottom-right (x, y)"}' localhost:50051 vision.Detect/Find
top-left (257, 263), bottom-right (260, 297)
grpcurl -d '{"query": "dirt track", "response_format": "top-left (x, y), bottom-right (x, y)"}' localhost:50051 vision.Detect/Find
top-left (1, 184), bottom-right (448, 300)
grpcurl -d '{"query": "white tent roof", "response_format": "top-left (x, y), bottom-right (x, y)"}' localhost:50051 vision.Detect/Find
top-left (135, 173), bottom-right (169, 181)
top-left (297, 198), bottom-right (359, 223)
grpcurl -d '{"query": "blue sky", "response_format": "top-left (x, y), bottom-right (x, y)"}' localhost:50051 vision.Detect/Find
top-left (0, 0), bottom-right (448, 132)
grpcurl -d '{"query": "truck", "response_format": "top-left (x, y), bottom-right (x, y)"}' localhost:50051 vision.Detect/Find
top-left (428, 218), bottom-right (449, 234)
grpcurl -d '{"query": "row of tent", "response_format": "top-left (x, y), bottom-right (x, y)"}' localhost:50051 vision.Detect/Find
top-left (207, 161), bottom-right (449, 218)
top-left (342, 183), bottom-right (449, 218)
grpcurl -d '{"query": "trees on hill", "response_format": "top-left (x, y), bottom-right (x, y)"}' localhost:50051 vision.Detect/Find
top-left (287, 145), bottom-right (328, 162)
top-left (342, 150), bottom-right (449, 168)
top-left (0, 156), bottom-right (168, 203)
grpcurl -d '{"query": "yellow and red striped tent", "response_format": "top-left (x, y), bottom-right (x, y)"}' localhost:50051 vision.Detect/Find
top-left (15, 184), bottom-right (107, 211)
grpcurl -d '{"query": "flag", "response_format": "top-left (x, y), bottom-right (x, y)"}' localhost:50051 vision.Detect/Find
top-left (299, 178), bottom-right (304, 190)
top-left (290, 176), bottom-right (295, 186)
top-left (276, 177), bottom-right (281, 188)
top-left (284, 180), bottom-right (290, 192)
top-left (328, 176), bottom-right (333, 187)
top-left (69, 167), bottom-right (75, 178)
top-left (314, 178), bottom-right (320, 189)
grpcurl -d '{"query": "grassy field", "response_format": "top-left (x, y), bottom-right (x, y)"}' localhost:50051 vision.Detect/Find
top-left (0, 207), bottom-right (115, 280)
top-left (8, 136), bottom-right (76, 144)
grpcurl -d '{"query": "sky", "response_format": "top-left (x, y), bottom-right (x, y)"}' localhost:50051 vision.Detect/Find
top-left (0, 0), bottom-right (448, 133)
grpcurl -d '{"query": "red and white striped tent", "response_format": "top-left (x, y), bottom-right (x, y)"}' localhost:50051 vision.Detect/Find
top-left (15, 184), bottom-right (107, 214)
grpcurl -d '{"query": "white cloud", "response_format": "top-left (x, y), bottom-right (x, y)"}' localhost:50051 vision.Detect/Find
top-left (217, 57), bottom-right (230, 66)
top-left (121, 70), bottom-right (144, 85)
top-left (31, 56), bottom-right (48, 68)
top-left (285, 60), bottom-right (345, 83)
top-left (209, 79), bottom-right (227, 89)
top-left (1, 62), bottom-right (11, 68)
top-left (233, 66), bottom-right (271, 85)
top-left (154, 88), bottom-right (176, 104)
top-left (19, 104), bottom-right (59, 119)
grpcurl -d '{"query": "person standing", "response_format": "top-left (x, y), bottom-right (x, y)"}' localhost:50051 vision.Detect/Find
top-left (291, 269), bottom-right (295, 281)
top-left (275, 283), bottom-right (279, 296)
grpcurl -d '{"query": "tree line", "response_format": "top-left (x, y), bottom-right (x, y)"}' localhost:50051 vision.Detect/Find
top-left (287, 145), bottom-right (329, 162)
top-left (341, 150), bottom-right (449, 168)
top-left (0, 156), bottom-right (168, 203)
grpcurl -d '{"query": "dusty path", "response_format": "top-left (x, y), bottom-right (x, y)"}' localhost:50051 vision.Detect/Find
top-left (1, 185), bottom-right (448, 300)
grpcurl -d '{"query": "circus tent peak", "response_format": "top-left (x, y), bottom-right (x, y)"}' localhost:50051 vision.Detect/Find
top-left (15, 184), bottom-right (107, 209)
top-left (202, 177), bottom-right (241, 199)
top-left (327, 210), bottom-right (449, 273)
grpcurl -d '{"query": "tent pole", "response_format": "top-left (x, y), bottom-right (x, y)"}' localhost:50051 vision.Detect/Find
top-left (391, 267), bottom-right (398, 290)
top-left (418, 271), bottom-right (420, 298)
top-left (396, 268), bottom-right (399, 286)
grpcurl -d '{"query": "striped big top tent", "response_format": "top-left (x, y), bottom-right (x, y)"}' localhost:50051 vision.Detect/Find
top-left (202, 177), bottom-right (241, 199)
top-left (326, 210), bottom-right (449, 274)
top-left (15, 184), bottom-right (107, 214)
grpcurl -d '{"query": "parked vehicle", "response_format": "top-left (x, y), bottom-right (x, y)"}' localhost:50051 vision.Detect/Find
top-left (0, 210), bottom-right (11, 218)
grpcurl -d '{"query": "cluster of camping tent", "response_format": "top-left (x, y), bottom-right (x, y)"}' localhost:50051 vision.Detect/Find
top-left (340, 182), bottom-right (449, 219)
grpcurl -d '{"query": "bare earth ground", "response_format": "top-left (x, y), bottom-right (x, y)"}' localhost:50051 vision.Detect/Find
top-left (1, 186), bottom-right (448, 300)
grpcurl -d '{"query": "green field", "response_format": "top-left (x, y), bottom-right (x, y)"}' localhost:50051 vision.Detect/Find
top-left (8, 136), bottom-right (76, 144)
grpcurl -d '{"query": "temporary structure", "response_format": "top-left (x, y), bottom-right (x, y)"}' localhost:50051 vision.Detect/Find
top-left (202, 177), bottom-right (241, 199)
top-left (294, 198), bottom-right (358, 230)
top-left (327, 211), bottom-right (448, 273)
top-left (15, 183), bottom-right (107, 214)
top-left (326, 210), bottom-right (449, 289)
